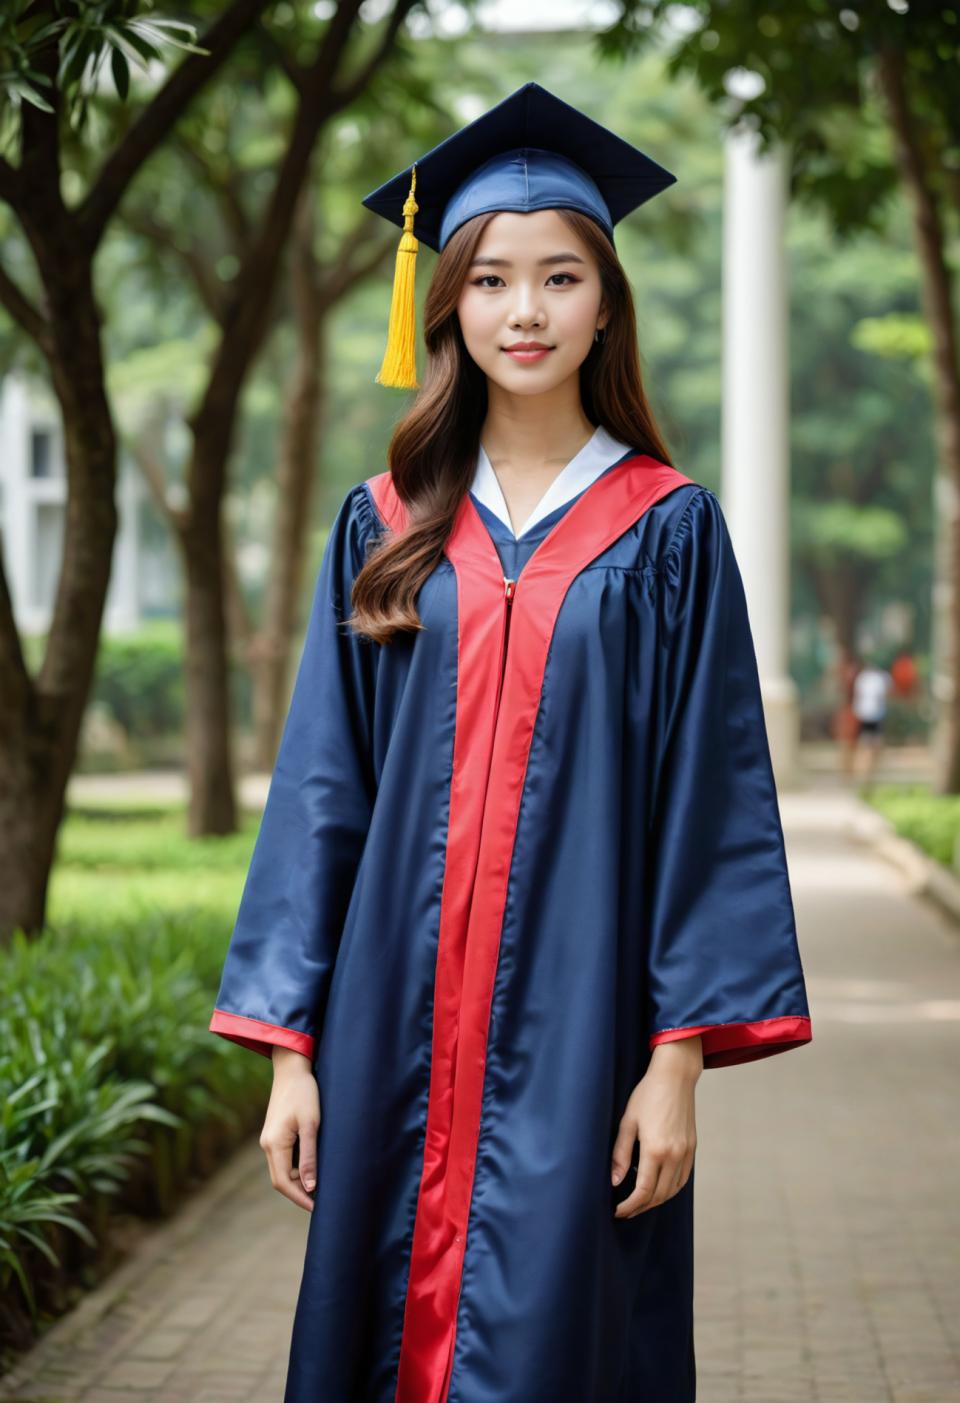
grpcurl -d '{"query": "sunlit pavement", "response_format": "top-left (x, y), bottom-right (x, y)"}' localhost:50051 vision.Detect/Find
top-left (3, 772), bottom-right (959, 1401)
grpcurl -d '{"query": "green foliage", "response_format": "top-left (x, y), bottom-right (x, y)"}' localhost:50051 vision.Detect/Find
top-left (0, 1), bottom-right (204, 148)
top-left (56, 804), bottom-right (260, 872)
top-left (92, 623), bottom-right (185, 739)
top-left (851, 314), bottom-right (931, 361)
top-left (865, 782), bottom-right (960, 870)
top-left (600, 0), bottom-right (960, 236)
top-left (45, 802), bottom-right (262, 927)
top-left (0, 805), bottom-right (267, 1329)
top-left (23, 625), bottom-right (258, 767)
top-left (792, 499), bottom-right (908, 563)
top-left (785, 194), bottom-right (936, 686)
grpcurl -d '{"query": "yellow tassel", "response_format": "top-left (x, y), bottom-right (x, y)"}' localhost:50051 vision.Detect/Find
top-left (375, 164), bottom-right (420, 389)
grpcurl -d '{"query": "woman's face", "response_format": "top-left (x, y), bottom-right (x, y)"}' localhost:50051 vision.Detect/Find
top-left (456, 208), bottom-right (607, 396)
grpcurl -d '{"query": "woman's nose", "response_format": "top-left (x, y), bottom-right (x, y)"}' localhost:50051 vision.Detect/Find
top-left (509, 292), bottom-right (545, 325)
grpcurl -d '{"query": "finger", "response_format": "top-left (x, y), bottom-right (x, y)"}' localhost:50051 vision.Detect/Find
top-left (297, 1115), bottom-right (319, 1194)
top-left (668, 1149), bottom-right (689, 1194)
top-left (648, 1148), bottom-right (694, 1211)
top-left (676, 1146), bottom-right (696, 1192)
top-left (610, 1121), bottom-right (637, 1186)
top-left (614, 1141), bottom-right (663, 1218)
top-left (261, 1134), bottom-right (315, 1213)
top-left (629, 1155), bottom-right (676, 1217)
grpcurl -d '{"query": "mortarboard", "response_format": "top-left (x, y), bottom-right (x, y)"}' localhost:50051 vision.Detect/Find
top-left (361, 80), bottom-right (677, 390)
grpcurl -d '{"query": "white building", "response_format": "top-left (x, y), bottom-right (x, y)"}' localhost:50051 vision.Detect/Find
top-left (0, 371), bottom-right (178, 636)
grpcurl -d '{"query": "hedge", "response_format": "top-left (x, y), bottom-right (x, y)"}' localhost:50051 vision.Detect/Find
top-left (0, 803), bottom-right (268, 1367)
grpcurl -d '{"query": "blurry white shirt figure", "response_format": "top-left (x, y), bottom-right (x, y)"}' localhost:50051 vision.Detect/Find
top-left (852, 667), bottom-right (892, 723)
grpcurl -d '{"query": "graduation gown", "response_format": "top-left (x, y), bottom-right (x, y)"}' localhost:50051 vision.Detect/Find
top-left (209, 446), bottom-right (812, 1403)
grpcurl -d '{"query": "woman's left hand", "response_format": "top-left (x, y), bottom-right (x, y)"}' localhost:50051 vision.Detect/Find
top-left (611, 1037), bottom-right (702, 1218)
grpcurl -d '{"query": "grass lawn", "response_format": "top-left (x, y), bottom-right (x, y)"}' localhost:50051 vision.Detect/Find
top-left (47, 802), bottom-right (261, 925)
top-left (862, 782), bottom-right (960, 870)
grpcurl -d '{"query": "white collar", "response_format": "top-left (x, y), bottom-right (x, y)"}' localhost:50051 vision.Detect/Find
top-left (470, 424), bottom-right (636, 539)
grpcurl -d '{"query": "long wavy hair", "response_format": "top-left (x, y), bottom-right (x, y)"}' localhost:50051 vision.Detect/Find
top-left (349, 207), bottom-right (674, 645)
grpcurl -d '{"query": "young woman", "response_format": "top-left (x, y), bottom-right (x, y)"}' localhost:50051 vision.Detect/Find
top-left (210, 82), bottom-right (812, 1403)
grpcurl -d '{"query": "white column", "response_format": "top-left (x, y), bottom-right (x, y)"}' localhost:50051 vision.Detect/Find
top-left (106, 458), bottom-right (142, 633)
top-left (722, 123), bottom-right (799, 786)
top-left (0, 374), bottom-right (34, 629)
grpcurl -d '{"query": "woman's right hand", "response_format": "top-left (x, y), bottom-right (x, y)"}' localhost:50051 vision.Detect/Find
top-left (259, 1046), bottom-right (320, 1212)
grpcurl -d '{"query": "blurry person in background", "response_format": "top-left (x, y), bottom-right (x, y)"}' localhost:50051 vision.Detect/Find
top-left (889, 648), bottom-right (919, 702)
top-left (850, 653), bottom-right (893, 788)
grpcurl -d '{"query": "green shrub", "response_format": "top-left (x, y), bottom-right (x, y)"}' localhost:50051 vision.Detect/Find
top-left (864, 783), bottom-right (960, 869)
top-left (25, 629), bottom-right (256, 772)
top-left (92, 624), bottom-right (185, 739)
top-left (0, 804), bottom-right (269, 1358)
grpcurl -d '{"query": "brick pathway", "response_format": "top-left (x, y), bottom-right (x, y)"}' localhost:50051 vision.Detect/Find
top-left (696, 787), bottom-right (960, 1402)
top-left (2, 785), bottom-right (959, 1401)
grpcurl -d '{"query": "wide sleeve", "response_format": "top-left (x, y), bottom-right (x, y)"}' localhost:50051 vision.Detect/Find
top-left (644, 487), bottom-right (812, 1069)
top-left (209, 483), bottom-right (381, 1061)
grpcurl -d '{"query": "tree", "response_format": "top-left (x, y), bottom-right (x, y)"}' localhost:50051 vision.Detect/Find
top-left (119, 110), bottom-right (398, 770)
top-left (602, 0), bottom-right (960, 787)
top-left (0, 0), bottom-right (280, 941)
top-left (148, 3), bottom-right (419, 840)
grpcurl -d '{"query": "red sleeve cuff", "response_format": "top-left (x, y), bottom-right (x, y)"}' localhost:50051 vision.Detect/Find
top-left (649, 1014), bottom-right (812, 1068)
top-left (209, 1008), bottom-right (316, 1061)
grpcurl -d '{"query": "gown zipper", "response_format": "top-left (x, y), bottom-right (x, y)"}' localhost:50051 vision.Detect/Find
top-left (495, 577), bottom-right (516, 718)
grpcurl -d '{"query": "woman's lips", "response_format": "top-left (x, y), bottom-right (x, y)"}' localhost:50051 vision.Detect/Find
top-left (503, 347), bottom-right (553, 362)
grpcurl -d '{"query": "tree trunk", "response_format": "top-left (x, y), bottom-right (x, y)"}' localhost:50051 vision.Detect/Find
top-left (252, 196), bottom-right (326, 771)
top-left (811, 559), bottom-right (866, 659)
top-left (179, 443), bottom-right (238, 838)
top-left (0, 261), bottom-right (117, 940)
top-left (0, 0), bottom-right (287, 935)
top-left (875, 47), bottom-right (960, 793)
top-left (0, 692), bottom-right (61, 939)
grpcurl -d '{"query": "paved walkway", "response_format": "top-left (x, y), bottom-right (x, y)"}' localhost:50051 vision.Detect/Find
top-left (697, 785), bottom-right (960, 1402)
top-left (2, 784), bottom-right (959, 1401)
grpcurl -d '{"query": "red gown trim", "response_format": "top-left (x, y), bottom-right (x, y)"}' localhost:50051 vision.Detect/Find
top-left (368, 455), bottom-right (692, 1403)
top-left (208, 1007), bottom-right (316, 1060)
top-left (649, 1013), bottom-right (813, 1067)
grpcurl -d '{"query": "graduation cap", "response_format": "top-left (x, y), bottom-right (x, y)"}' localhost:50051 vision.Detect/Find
top-left (361, 80), bottom-right (677, 389)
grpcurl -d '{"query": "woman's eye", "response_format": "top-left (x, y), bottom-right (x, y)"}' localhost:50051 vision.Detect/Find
top-left (470, 272), bottom-right (580, 288)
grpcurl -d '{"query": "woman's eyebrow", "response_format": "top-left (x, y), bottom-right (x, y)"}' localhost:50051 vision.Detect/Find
top-left (469, 252), bottom-right (587, 268)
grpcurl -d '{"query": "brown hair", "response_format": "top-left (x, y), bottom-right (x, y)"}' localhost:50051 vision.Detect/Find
top-left (349, 208), bottom-right (674, 645)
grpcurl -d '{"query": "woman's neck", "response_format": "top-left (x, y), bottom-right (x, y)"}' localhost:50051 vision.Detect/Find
top-left (481, 377), bottom-right (596, 471)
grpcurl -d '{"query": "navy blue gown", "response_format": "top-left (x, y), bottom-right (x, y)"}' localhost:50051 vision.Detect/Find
top-left (210, 448), bottom-right (812, 1403)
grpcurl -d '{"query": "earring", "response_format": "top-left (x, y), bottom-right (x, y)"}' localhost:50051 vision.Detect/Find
top-left (594, 326), bottom-right (606, 344)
